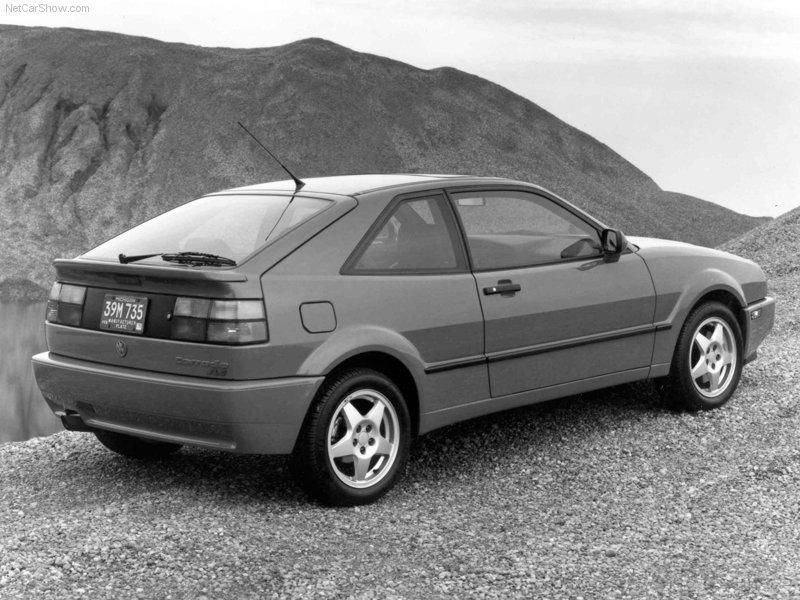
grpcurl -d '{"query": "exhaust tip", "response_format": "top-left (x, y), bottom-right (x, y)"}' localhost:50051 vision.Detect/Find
top-left (60, 410), bottom-right (94, 432)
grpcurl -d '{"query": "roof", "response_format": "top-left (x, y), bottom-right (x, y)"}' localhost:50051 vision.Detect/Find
top-left (221, 174), bottom-right (508, 197)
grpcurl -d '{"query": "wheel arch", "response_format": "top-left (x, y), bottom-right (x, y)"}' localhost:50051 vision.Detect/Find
top-left (651, 269), bottom-right (749, 370)
top-left (668, 269), bottom-right (747, 334)
top-left (686, 287), bottom-right (747, 341)
top-left (297, 326), bottom-right (426, 436)
top-left (323, 351), bottom-right (420, 436)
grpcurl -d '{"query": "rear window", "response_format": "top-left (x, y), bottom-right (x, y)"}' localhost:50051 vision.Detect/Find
top-left (82, 194), bottom-right (331, 264)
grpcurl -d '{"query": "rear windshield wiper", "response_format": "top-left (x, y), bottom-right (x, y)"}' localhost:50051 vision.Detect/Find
top-left (118, 251), bottom-right (237, 267)
top-left (162, 252), bottom-right (237, 266)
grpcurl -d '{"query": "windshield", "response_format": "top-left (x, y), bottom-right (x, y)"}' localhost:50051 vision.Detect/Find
top-left (82, 194), bottom-right (331, 264)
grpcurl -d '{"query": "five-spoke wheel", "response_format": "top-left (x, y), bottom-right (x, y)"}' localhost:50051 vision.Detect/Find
top-left (291, 368), bottom-right (410, 505)
top-left (327, 389), bottom-right (400, 488)
top-left (664, 301), bottom-right (743, 410)
top-left (689, 317), bottom-right (738, 398)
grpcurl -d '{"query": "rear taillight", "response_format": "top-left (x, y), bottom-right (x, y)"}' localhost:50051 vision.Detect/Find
top-left (171, 298), bottom-right (268, 345)
top-left (45, 283), bottom-right (87, 326)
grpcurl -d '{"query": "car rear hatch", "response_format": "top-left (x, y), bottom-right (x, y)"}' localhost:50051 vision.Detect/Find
top-left (42, 190), bottom-right (357, 380)
top-left (44, 259), bottom-right (268, 380)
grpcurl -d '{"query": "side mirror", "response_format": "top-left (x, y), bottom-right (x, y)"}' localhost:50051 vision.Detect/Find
top-left (601, 228), bottom-right (627, 261)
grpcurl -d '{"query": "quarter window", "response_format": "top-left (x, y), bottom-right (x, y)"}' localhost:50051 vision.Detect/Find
top-left (452, 191), bottom-right (601, 270)
top-left (350, 195), bottom-right (465, 273)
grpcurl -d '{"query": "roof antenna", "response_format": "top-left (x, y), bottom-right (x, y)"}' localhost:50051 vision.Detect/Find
top-left (237, 121), bottom-right (305, 192)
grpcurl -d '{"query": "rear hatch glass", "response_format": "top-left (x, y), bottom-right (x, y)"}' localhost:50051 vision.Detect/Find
top-left (81, 194), bottom-right (331, 265)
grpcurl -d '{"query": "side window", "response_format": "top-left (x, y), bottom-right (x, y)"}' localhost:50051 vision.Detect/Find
top-left (349, 195), bottom-right (465, 273)
top-left (452, 191), bottom-right (601, 270)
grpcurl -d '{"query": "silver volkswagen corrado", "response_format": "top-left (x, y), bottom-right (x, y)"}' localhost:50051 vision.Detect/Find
top-left (32, 174), bottom-right (775, 505)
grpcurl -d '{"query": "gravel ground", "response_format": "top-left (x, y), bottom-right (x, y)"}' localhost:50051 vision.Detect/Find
top-left (1, 276), bottom-right (798, 599)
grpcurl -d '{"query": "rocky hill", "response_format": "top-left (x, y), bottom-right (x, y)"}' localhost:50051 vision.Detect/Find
top-left (0, 25), bottom-right (770, 298)
top-left (721, 205), bottom-right (800, 277)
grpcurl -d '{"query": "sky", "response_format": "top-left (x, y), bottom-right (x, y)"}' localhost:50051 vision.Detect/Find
top-left (3, 0), bottom-right (799, 217)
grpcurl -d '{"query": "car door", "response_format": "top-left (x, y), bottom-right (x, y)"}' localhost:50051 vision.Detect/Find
top-left (338, 191), bottom-right (489, 411)
top-left (450, 188), bottom-right (656, 398)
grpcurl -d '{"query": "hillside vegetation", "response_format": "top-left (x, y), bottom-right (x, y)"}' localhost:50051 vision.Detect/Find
top-left (0, 25), bottom-right (769, 297)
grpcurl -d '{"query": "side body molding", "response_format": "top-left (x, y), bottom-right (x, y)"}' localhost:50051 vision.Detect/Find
top-left (295, 325), bottom-right (492, 435)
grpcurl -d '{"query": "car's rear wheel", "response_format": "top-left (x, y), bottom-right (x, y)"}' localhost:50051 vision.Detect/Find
top-left (94, 430), bottom-right (182, 460)
top-left (291, 368), bottom-right (411, 506)
top-left (664, 301), bottom-right (743, 410)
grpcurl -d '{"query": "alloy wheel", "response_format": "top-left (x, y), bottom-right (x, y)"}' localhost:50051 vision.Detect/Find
top-left (326, 389), bottom-right (400, 489)
top-left (689, 316), bottom-right (737, 398)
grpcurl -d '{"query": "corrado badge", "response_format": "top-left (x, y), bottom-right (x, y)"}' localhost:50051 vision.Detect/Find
top-left (175, 356), bottom-right (230, 377)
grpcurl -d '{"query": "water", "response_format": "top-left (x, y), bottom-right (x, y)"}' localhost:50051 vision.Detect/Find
top-left (0, 302), bottom-right (63, 443)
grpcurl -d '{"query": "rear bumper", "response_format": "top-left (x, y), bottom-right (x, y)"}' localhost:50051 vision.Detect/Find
top-left (32, 352), bottom-right (323, 454)
top-left (743, 296), bottom-right (775, 361)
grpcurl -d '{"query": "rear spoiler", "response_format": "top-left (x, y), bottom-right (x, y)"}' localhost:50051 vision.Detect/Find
top-left (52, 258), bottom-right (261, 299)
top-left (54, 258), bottom-right (248, 282)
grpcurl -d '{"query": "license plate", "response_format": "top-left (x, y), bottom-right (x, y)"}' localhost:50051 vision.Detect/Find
top-left (99, 294), bottom-right (149, 334)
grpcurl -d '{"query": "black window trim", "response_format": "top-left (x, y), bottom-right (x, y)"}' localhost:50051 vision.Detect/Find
top-left (444, 184), bottom-right (607, 273)
top-left (340, 189), bottom-right (471, 276)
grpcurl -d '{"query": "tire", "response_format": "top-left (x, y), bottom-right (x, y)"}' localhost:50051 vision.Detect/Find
top-left (663, 301), bottom-right (743, 411)
top-left (291, 368), bottom-right (411, 506)
top-left (94, 430), bottom-right (182, 460)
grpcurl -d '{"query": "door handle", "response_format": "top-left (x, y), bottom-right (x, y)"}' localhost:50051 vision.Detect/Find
top-left (483, 280), bottom-right (521, 295)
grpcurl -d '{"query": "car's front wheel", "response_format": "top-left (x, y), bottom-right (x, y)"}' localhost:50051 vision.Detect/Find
top-left (291, 368), bottom-right (411, 506)
top-left (664, 301), bottom-right (743, 410)
top-left (94, 430), bottom-right (182, 459)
